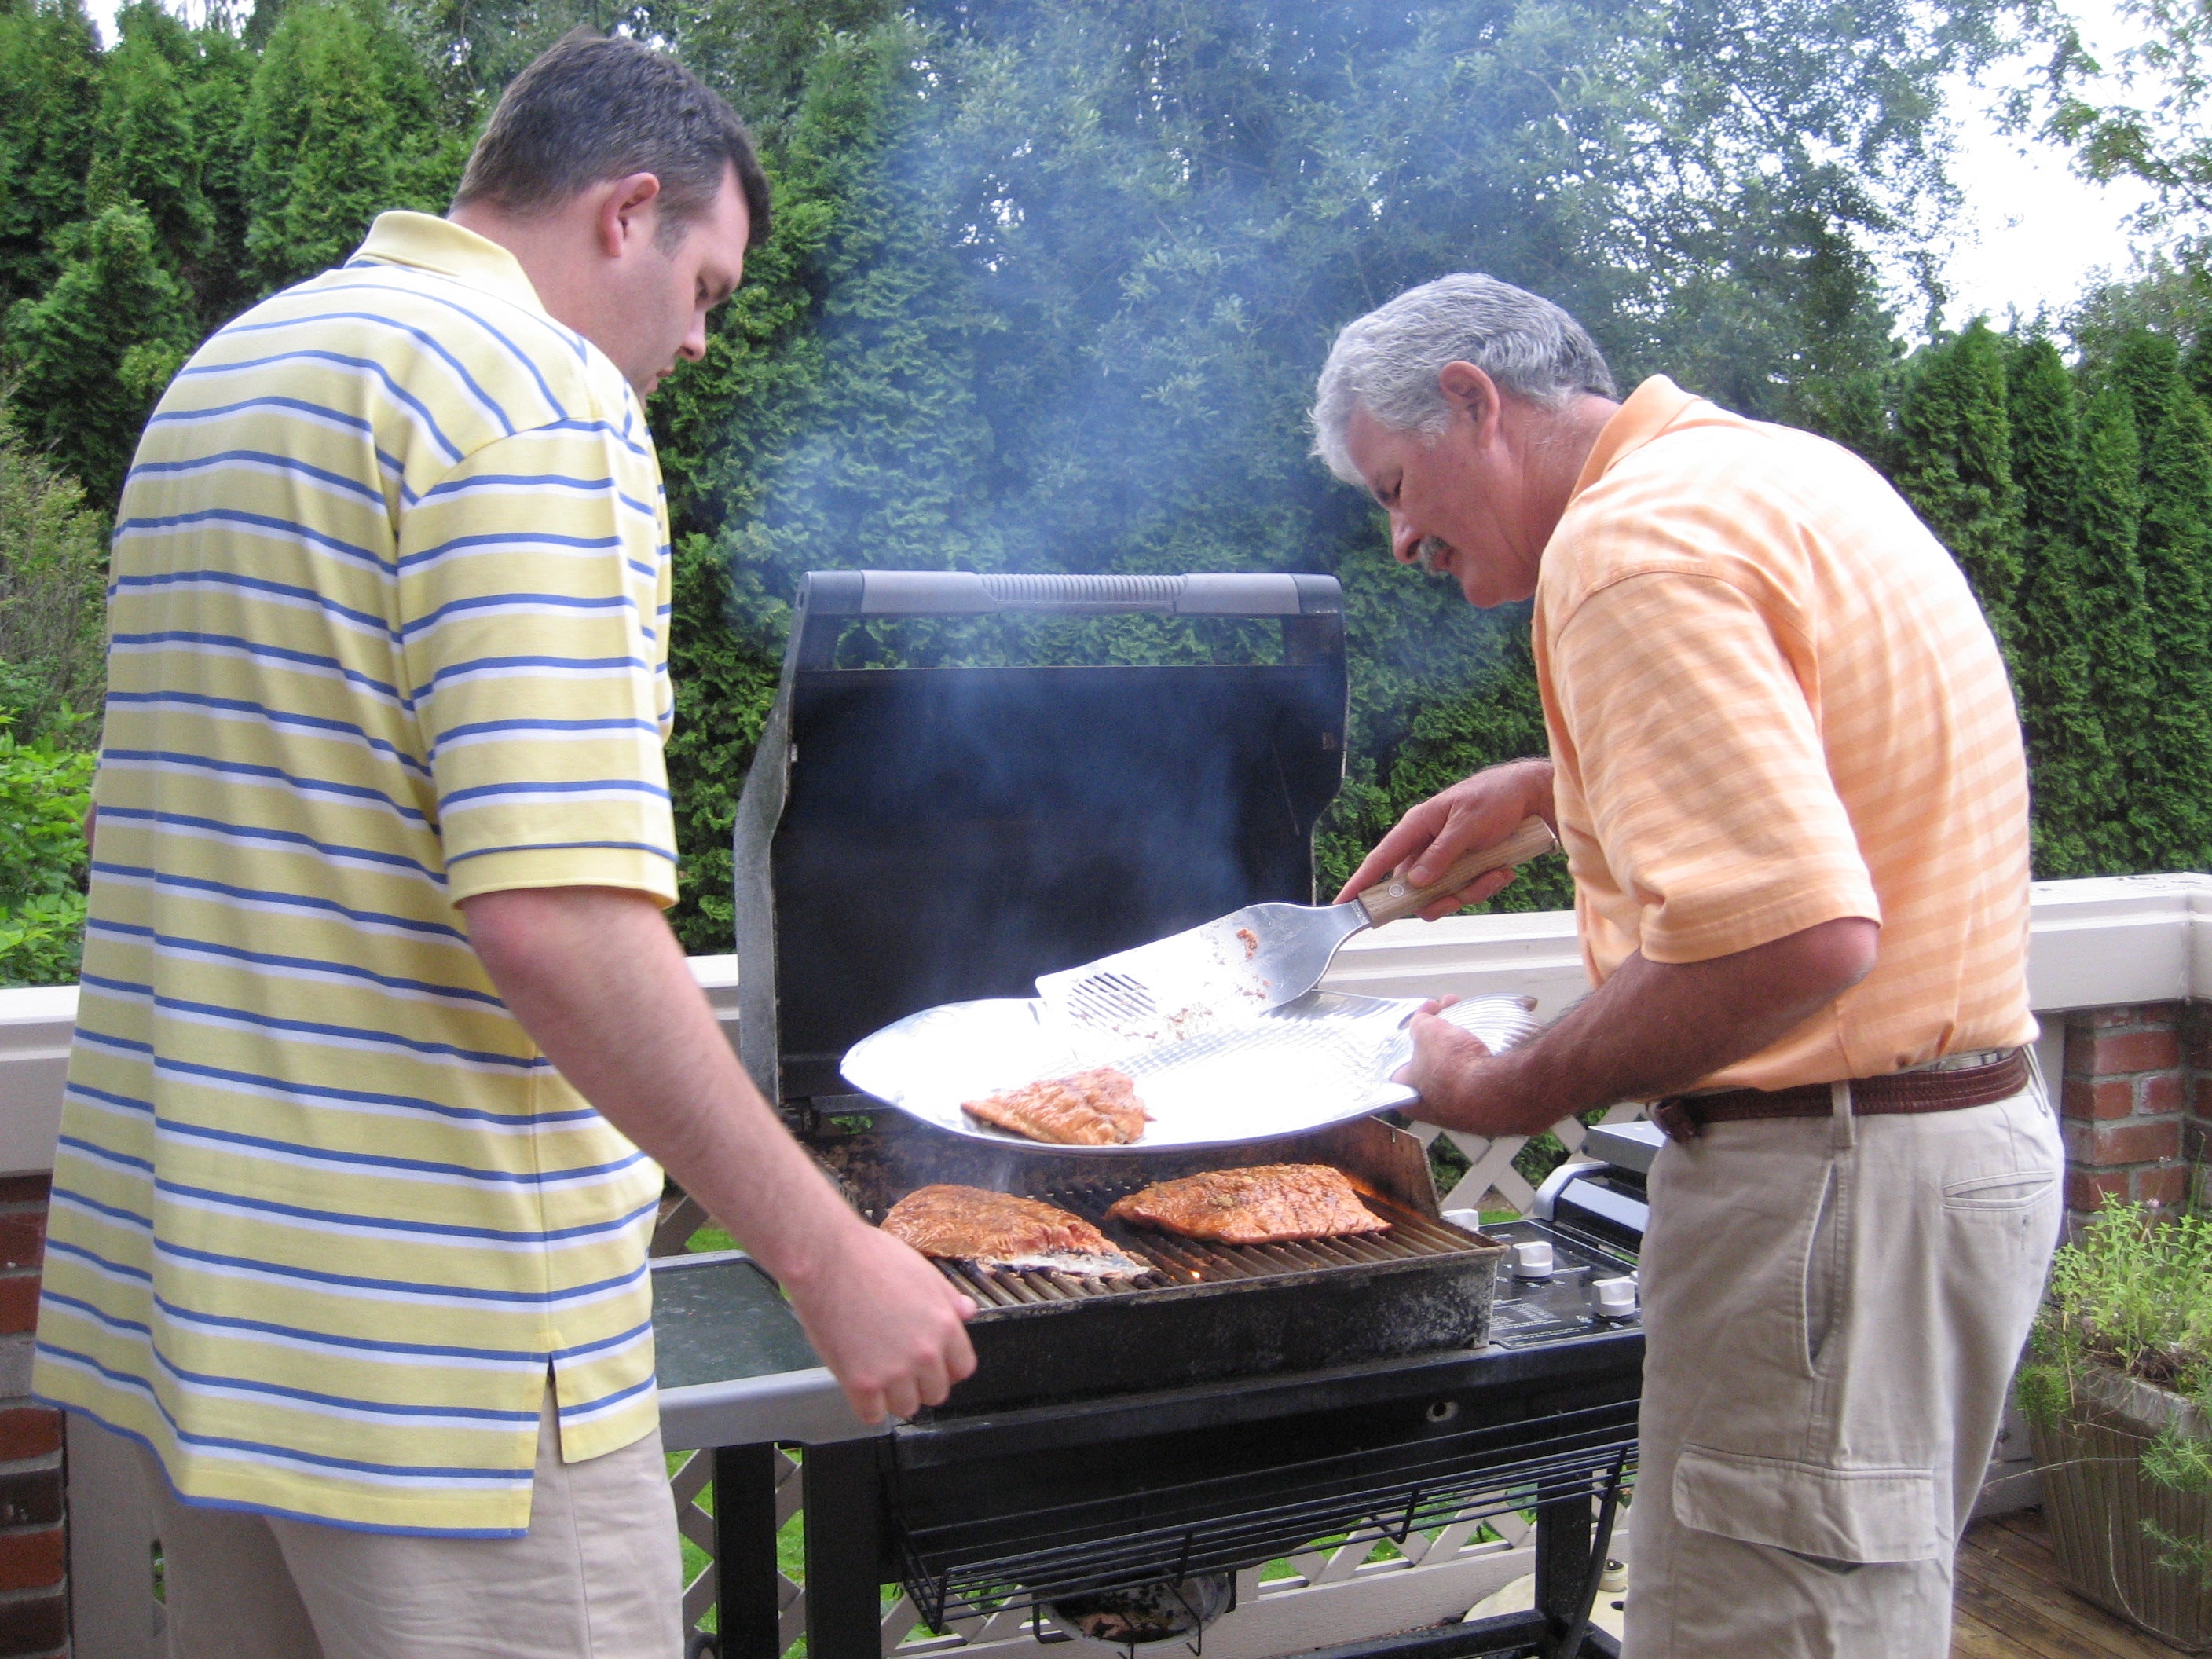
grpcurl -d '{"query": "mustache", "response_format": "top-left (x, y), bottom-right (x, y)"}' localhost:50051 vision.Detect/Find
top-left (1414, 537), bottom-right (1453, 575)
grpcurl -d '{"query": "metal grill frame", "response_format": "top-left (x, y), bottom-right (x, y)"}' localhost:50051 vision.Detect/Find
top-left (889, 1401), bottom-right (1639, 1631)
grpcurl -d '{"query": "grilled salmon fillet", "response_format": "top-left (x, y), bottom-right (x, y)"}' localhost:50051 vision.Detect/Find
top-left (1104, 1164), bottom-right (1389, 1245)
top-left (881, 1185), bottom-right (1148, 1277)
top-left (962, 1066), bottom-right (1148, 1146)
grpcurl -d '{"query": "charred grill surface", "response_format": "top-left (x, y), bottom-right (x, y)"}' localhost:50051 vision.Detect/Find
top-left (811, 1114), bottom-right (1507, 1412)
top-left (937, 1185), bottom-right (1485, 1310)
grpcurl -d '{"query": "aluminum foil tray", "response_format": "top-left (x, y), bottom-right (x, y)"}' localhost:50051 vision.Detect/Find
top-left (840, 991), bottom-right (1540, 1152)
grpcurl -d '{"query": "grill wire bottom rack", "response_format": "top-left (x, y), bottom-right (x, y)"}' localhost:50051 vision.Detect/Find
top-left (889, 1400), bottom-right (1638, 1632)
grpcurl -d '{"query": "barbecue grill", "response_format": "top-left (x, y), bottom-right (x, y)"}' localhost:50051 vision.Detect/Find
top-left (666, 572), bottom-right (1643, 1659)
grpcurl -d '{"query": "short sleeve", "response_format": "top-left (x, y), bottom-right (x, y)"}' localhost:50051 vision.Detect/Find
top-left (1551, 569), bottom-right (1880, 963)
top-left (395, 427), bottom-right (677, 906)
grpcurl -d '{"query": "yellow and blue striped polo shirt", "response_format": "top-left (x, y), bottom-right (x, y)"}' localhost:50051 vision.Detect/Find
top-left (33, 212), bottom-right (679, 1534)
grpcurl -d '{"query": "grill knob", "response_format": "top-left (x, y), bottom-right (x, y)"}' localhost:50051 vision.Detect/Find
top-left (1593, 1276), bottom-right (1638, 1317)
top-left (1511, 1241), bottom-right (1555, 1278)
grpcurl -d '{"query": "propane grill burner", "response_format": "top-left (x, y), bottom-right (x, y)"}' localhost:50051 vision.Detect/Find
top-left (932, 1190), bottom-right (1492, 1308)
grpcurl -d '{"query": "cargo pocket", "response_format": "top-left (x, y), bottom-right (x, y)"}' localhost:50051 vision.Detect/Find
top-left (1672, 1442), bottom-right (1943, 1563)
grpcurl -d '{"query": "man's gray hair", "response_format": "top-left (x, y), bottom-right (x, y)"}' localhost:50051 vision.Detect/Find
top-left (1310, 274), bottom-right (1617, 483)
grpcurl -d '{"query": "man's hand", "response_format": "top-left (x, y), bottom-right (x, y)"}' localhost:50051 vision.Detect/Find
top-left (782, 1221), bottom-right (980, 1423)
top-left (1337, 759), bottom-right (1555, 921)
top-left (462, 886), bottom-right (975, 1424)
top-left (1397, 917), bottom-right (1881, 1137)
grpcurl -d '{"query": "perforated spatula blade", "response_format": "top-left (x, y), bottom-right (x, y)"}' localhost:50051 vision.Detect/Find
top-left (1035, 815), bottom-right (1556, 1042)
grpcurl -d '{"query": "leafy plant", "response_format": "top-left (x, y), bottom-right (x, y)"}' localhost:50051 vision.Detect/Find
top-left (0, 719), bottom-right (94, 987)
top-left (2019, 1199), bottom-right (2212, 1588)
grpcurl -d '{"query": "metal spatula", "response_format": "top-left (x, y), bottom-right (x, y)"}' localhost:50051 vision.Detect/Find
top-left (1035, 815), bottom-right (1558, 1042)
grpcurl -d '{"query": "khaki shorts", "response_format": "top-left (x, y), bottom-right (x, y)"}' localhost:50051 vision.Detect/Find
top-left (1623, 1081), bottom-right (2061, 1659)
top-left (139, 1390), bottom-right (683, 1659)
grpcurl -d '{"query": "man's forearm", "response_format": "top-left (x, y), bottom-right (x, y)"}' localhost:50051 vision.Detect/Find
top-left (1410, 916), bottom-right (1880, 1136)
top-left (458, 886), bottom-right (862, 1293)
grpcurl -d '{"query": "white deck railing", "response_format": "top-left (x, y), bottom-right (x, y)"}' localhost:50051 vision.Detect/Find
top-left (8, 872), bottom-right (2208, 1177)
top-left (20, 872), bottom-right (2212, 1659)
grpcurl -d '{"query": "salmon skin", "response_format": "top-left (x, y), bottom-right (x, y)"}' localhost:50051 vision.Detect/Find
top-left (881, 1185), bottom-right (1150, 1278)
top-left (962, 1066), bottom-right (1149, 1145)
top-left (1105, 1164), bottom-right (1390, 1245)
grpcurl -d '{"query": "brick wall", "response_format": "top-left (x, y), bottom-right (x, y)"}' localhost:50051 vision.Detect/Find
top-left (0, 1177), bottom-right (64, 1657)
top-left (2058, 1002), bottom-right (2211, 1231)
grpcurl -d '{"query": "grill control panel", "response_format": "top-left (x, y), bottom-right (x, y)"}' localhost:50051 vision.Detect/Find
top-left (1448, 1214), bottom-right (1642, 1349)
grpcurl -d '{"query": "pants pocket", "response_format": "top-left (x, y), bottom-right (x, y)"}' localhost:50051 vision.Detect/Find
top-left (1672, 1443), bottom-right (1944, 1563)
top-left (1802, 1165), bottom-right (1840, 1374)
top-left (1941, 1168), bottom-right (2057, 1210)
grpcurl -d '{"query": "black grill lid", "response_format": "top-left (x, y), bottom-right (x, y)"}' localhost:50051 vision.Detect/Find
top-left (732, 571), bottom-right (1348, 1104)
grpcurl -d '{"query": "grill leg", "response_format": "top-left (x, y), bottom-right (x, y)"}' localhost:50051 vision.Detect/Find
top-left (715, 1445), bottom-right (783, 1659)
top-left (1533, 1490), bottom-right (1594, 1659)
top-left (804, 1439), bottom-right (884, 1659)
top-left (1533, 1466), bottom-right (1625, 1659)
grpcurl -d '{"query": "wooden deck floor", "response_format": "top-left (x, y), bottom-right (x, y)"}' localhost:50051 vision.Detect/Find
top-left (1954, 1509), bottom-right (2196, 1658)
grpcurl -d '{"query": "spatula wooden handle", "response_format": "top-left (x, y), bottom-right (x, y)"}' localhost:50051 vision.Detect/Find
top-left (1356, 815), bottom-right (1558, 926)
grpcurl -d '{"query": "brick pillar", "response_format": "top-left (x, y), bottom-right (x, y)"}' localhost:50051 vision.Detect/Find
top-left (0, 1177), bottom-right (65, 1657)
top-left (2059, 1003), bottom-right (2192, 1230)
top-left (2186, 1002), bottom-right (2212, 1211)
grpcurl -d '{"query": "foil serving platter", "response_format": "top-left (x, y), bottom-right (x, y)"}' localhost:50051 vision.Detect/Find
top-left (840, 991), bottom-right (1540, 1152)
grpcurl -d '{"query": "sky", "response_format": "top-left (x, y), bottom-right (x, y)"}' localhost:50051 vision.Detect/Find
top-left (1932, 0), bottom-right (2159, 330)
top-left (75, 0), bottom-right (2162, 334)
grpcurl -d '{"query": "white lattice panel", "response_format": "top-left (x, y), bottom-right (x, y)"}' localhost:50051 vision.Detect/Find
top-left (1405, 1098), bottom-right (1649, 1214)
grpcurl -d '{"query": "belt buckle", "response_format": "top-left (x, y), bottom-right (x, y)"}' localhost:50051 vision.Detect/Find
top-left (1650, 1097), bottom-right (1701, 1143)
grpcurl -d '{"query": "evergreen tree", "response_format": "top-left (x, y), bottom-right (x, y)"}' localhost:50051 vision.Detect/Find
top-left (2108, 328), bottom-right (2182, 456)
top-left (2008, 338), bottom-right (2110, 877)
top-left (0, 0), bottom-right (103, 311)
top-left (86, 6), bottom-right (213, 285)
top-left (2076, 384), bottom-right (2157, 871)
top-left (2134, 382), bottom-right (2212, 870)
top-left (242, 0), bottom-right (465, 292)
top-left (2, 201), bottom-right (199, 506)
top-left (1892, 320), bottom-right (2023, 663)
top-left (181, 19), bottom-right (258, 324)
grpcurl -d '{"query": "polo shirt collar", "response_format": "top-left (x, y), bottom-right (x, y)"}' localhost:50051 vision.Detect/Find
top-left (351, 212), bottom-right (547, 314)
top-left (1566, 375), bottom-right (1702, 504)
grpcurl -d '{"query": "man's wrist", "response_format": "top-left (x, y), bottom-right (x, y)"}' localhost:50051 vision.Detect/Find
top-left (1464, 1042), bottom-right (1580, 1138)
top-left (1504, 756), bottom-right (1556, 822)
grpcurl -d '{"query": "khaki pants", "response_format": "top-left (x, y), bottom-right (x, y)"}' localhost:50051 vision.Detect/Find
top-left (1622, 1081), bottom-right (2061, 1659)
top-left (140, 1392), bottom-right (683, 1659)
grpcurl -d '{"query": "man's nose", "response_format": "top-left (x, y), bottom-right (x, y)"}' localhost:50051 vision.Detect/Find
top-left (679, 316), bottom-right (709, 364)
top-left (1390, 514), bottom-right (1420, 566)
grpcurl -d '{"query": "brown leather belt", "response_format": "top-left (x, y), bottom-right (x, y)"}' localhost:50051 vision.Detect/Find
top-left (1649, 1049), bottom-right (2030, 1144)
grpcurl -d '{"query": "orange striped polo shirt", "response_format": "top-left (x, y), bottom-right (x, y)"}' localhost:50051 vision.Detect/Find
top-left (1532, 376), bottom-right (2036, 1092)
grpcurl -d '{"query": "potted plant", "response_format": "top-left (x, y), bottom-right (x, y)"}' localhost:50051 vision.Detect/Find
top-left (2018, 1199), bottom-right (2212, 1651)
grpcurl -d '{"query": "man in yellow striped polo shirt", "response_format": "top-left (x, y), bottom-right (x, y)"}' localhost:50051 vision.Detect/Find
top-left (1313, 276), bottom-right (2060, 1658)
top-left (34, 32), bottom-right (975, 1655)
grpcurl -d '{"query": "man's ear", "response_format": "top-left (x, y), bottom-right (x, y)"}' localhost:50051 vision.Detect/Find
top-left (1436, 360), bottom-right (1501, 440)
top-left (594, 171), bottom-right (665, 258)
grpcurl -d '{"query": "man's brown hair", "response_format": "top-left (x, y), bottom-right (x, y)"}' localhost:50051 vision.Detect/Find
top-left (454, 31), bottom-right (771, 248)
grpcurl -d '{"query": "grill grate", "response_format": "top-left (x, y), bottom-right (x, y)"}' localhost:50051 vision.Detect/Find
top-left (931, 1183), bottom-right (1490, 1310)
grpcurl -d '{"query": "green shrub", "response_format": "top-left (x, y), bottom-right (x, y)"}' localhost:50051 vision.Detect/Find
top-left (0, 719), bottom-right (93, 987)
top-left (2020, 1199), bottom-right (2212, 1587)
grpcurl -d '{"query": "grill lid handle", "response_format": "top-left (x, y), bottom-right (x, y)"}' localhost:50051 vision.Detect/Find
top-left (800, 570), bottom-right (1339, 619)
top-left (790, 571), bottom-right (1346, 669)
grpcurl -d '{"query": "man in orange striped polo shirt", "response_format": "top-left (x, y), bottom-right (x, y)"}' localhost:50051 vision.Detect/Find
top-left (1314, 274), bottom-right (2061, 1658)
